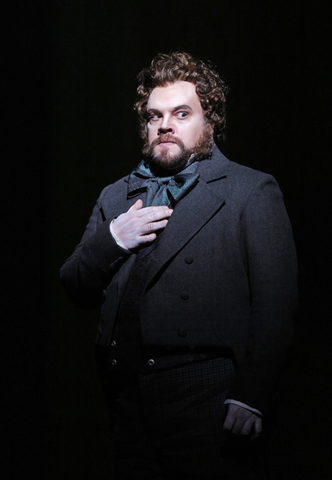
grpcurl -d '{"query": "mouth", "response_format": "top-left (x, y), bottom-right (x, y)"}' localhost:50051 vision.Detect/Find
top-left (158, 141), bottom-right (176, 146)
top-left (157, 135), bottom-right (178, 146)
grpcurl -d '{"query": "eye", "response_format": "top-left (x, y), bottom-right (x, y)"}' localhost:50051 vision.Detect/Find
top-left (148, 113), bottom-right (160, 123)
top-left (176, 111), bottom-right (189, 119)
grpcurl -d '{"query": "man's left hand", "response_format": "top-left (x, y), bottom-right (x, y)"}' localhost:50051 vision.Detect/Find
top-left (223, 404), bottom-right (262, 440)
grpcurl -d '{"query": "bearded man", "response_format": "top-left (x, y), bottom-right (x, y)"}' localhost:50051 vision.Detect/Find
top-left (60, 52), bottom-right (298, 479)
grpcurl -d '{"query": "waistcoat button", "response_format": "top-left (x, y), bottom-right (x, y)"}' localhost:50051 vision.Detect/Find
top-left (185, 256), bottom-right (194, 264)
top-left (181, 292), bottom-right (189, 300)
top-left (111, 359), bottom-right (117, 366)
top-left (148, 359), bottom-right (155, 366)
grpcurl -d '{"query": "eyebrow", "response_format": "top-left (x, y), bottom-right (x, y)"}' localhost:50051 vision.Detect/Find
top-left (146, 104), bottom-right (193, 114)
top-left (172, 104), bottom-right (192, 112)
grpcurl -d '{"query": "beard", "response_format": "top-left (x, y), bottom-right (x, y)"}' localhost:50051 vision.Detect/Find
top-left (142, 123), bottom-right (214, 172)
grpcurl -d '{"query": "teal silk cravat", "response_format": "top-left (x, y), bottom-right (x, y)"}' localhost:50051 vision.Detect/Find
top-left (127, 160), bottom-right (200, 207)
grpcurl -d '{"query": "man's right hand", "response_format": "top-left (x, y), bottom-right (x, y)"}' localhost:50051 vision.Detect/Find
top-left (111, 199), bottom-right (173, 250)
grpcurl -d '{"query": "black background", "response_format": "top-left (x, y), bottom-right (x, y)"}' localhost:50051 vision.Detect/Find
top-left (3, 1), bottom-right (332, 478)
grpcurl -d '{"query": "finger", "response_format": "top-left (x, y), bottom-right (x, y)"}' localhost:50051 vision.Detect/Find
top-left (127, 199), bottom-right (143, 212)
top-left (223, 409), bottom-right (236, 431)
top-left (240, 418), bottom-right (255, 436)
top-left (255, 418), bottom-right (262, 434)
top-left (252, 418), bottom-right (263, 438)
top-left (140, 219), bottom-right (169, 234)
top-left (231, 416), bottom-right (248, 435)
top-left (136, 205), bottom-right (173, 220)
top-left (137, 232), bottom-right (157, 244)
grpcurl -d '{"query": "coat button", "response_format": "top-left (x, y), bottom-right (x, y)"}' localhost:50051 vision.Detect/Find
top-left (111, 359), bottom-right (117, 366)
top-left (185, 256), bottom-right (194, 264)
top-left (177, 330), bottom-right (187, 338)
top-left (148, 359), bottom-right (155, 366)
top-left (115, 257), bottom-right (124, 266)
top-left (181, 292), bottom-right (189, 300)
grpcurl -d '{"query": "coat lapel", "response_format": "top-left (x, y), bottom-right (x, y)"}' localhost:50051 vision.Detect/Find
top-left (145, 147), bottom-right (229, 288)
top-left (99, 177), bottom-right (147, 221)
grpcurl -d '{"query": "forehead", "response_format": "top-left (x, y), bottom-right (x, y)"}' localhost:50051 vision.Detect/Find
top-left (147, 81), bottom-right (202, 111)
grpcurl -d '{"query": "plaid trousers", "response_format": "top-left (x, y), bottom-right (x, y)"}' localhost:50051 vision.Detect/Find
top-left (100, 357), bottom-right (267, 480)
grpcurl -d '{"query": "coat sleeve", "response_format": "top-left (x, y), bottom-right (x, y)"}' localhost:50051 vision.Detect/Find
top-left (227, 174), bottom-right (298, 415)
top-left (60, 189), bottom-right (132, 309)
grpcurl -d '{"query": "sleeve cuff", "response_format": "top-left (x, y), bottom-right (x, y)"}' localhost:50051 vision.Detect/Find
top-left (110, 219), bottom-right (129, 251)
top-left (224, 399), bottom-right (263, 417)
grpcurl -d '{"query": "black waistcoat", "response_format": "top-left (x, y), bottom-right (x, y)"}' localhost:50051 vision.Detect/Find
top-left (108, 232), bottom-right (232, 374)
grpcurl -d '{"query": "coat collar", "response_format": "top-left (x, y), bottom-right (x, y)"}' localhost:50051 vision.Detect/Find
top-left (196, 143), bottom-right (229, 183)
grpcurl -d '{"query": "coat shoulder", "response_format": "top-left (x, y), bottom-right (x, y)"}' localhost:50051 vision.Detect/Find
top-left (97, 175), bottom-right (129, 205)
top-left (227, 158), bottom-right (275, 184)
top-left (210, 145), bottom-right (276, 190)
top-left (225, 158), bottom-right (279, 201)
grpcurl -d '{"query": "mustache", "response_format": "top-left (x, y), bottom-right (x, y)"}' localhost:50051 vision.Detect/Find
top-left (151, 134), bottom-right (185, 150)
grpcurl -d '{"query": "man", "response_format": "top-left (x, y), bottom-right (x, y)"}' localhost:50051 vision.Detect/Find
top-left (60, 52), bottom-right (297, 479)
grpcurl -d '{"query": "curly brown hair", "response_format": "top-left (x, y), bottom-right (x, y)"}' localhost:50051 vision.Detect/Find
top-left (134, 52), bottom-right (229, 145)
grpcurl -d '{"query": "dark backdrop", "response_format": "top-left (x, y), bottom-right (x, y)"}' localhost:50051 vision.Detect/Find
top-left (3, 1), bottom-right (331, 478)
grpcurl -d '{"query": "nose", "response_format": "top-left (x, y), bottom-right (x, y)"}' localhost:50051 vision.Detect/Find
top-left (158, 116), bottom-right (174, 135)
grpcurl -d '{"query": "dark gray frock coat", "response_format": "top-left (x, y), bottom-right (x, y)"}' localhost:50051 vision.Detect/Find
top-left (60, 146), bottom-right (298, 415)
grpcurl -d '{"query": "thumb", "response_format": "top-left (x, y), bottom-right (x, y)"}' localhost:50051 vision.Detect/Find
top-left (128, 198), bottom-right (143, 212)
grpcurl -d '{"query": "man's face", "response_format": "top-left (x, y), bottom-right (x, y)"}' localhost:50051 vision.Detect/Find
top-left (145, 81), bottom-right (208, 170)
